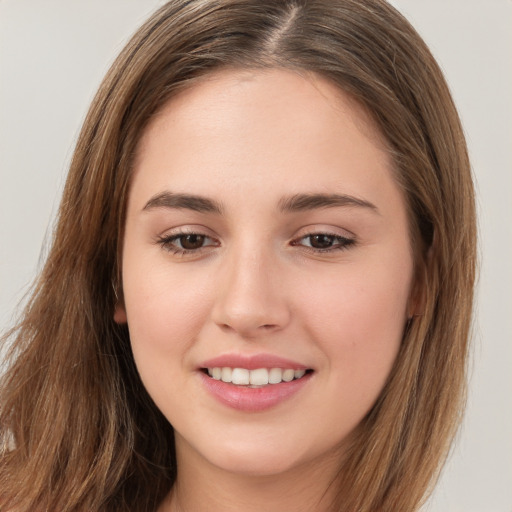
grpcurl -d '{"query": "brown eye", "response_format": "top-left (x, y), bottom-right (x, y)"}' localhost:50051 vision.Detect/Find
top-left (308, 234), bottom-right (336, 249)
top-left (178, 234), bottom-right (206, 250)
top-left (158, 232), bottom-right (218, 254)
top-left (292, 232), bottom-right (355, 253)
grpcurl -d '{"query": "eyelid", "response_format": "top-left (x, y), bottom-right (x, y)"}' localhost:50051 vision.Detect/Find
top-left (293, 224), bottom-right (356, 238)
top-left (155, 226), bottom-right (220, 255)
top-left (289, 226), bottom-right (357, 253)
top-left (154, 225), bottom-right (357, 256)
top-left (291, 234), bottom-right (355, 252)
top-left (156, 222), bottom-right (212, 235)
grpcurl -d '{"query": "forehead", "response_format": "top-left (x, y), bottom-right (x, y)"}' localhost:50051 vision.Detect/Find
top-left (135, 67), bottom-right (390, 165)
top-left (130, 68), bottom-right (401, 220)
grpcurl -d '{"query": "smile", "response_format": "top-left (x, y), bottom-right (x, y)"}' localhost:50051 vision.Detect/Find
top-left (205, 367), bottom-right (308, 386)
top-left (199, 368), bottom-right (313, 412)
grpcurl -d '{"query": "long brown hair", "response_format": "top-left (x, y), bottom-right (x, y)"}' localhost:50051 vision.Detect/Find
top-left (0, 1), bottom-right (476, 510)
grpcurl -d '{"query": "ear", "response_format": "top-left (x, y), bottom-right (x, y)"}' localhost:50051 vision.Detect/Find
top-left (114, 303), bottom-right (127, 324)
top-left (407, 244), bottom-right (433, 318)
top-left (407, 273), bottom-right (426, 318)
top-left (112, 275), bottom-right (127, 324)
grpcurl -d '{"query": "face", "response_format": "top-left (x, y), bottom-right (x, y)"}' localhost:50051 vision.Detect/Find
top-left (116, 68), bottom-right (415, 478)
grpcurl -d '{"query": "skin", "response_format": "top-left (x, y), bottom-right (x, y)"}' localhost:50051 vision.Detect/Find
top-left (115, 68), bottom-right (416, 512)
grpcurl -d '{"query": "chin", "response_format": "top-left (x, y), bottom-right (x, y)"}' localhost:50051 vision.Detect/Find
top-left (191, 431), bottom-right (344, 479)
top-left (208, 449), bottom-right (304, 477)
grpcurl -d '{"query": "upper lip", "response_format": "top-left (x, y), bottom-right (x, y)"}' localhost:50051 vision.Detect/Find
top-left (199, 353), bottom-right (310, 371)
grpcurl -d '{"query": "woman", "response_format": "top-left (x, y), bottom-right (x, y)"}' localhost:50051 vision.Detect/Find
top-left (0, 1), bottom-right (476, 511)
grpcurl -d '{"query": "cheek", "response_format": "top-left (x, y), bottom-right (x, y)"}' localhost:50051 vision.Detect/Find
top-left (121, 262), bottom-right (220, 424)
top-left (297, 256), bottom-right (411, 398)
top-left (121, 257), bottom-right (212, 375)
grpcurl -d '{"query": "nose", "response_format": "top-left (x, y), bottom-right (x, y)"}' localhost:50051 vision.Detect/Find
top-left (211, 245), bottom-right (291, 338)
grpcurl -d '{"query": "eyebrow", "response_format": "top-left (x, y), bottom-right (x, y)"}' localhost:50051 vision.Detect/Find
top-left (143, 191), bottom-right (224, 214)
top-left (142, 191), bottom-right (378, 216)
top-left (278, 193), bottom-right (379, 214)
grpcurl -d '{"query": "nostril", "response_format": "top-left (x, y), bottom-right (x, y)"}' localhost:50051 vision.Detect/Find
top-left (216, 320), bottom-right (281, 336)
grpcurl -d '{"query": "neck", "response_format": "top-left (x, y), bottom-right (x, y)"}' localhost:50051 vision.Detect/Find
top-left (159, 436), bottom-right (342, 512)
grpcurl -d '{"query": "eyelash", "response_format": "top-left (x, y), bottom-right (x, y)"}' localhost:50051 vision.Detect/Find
top-left (156, 231), bottom-right (356, 256)
top-left (156, 232), bottom-right (219, 256)
top-left (291, 233), bottom-right (356, 253)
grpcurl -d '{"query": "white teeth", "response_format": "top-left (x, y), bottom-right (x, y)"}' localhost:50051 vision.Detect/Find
top-left (282, 369), bottom-right (295, 382)
top-left (249, 368), bottom-right (269, 386)
top-left (231, 368), bottom-right (250, 385)
top-left (207, 367), bottom-right (308, 385)
top-left (268, 368), bottom-right (283, 384)
top-left (221, 367), bottom-right (232, 383)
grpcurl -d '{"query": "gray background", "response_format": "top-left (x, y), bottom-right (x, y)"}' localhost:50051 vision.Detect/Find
top-left (1, 1), bottom-right (511, 510)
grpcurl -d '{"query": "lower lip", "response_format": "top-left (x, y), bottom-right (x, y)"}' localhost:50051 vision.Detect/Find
top-left (199, 371), bottom-right (312, 412)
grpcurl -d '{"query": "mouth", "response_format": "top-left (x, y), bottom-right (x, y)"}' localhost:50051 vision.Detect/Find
top-left (198, 354), bottom-right (314, 411)
top-left (201, 367), bottom-right (314, 387)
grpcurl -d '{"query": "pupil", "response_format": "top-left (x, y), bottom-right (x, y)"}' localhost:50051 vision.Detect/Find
top-left (181, 234), bottom-right (205, 250)
top-left (310, 234), bottom-right (334, 249)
